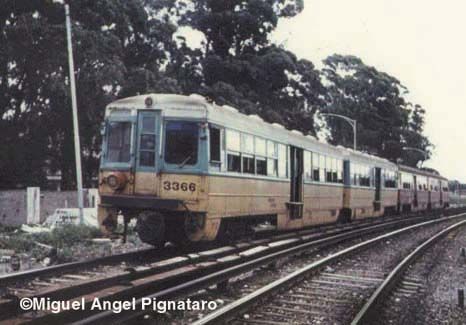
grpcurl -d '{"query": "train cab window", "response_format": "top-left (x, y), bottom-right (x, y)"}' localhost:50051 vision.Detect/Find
top-left (243, 155), bottom-right (255, 174)
top-left (209, 126), bottom-right (221, 162)
top-left (312, 153), bottom-right (320, 181)
top-left (165, 121), bottom-right (198, 165)
top-left (107, 121), bottom-right (132, 163)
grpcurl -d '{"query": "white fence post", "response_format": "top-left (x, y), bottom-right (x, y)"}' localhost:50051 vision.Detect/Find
top-left (27, 187), bottom-right (40, 224)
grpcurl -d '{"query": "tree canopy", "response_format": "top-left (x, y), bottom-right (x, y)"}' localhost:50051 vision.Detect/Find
top-left (0, 0), bottom-right (432, 189)
top-left (321, 54), bottom-right (432, 164)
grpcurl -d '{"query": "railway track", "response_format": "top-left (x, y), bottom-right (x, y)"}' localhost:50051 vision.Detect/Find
top-left (4, 212), bottom-right (460, 324)
top-left (1, 210), bottom-right (464, 324)
top-left (192, 214), bottom-right (466, 325)
top-left (0, 212), bottom-right (401, 288)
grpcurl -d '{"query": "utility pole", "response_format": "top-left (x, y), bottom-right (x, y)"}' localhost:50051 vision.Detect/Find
top-left (65, 3), bottom-right (84, 224)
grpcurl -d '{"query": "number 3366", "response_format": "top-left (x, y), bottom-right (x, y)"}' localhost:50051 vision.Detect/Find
top-left (163, 181), bottom-right (196, 192)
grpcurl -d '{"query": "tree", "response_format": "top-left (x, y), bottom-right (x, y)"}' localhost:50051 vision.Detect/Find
top-left (173, 0), bottom-right (325, 135)
top-left (321, 54), bottom-right (431, 166)
top-left (0, 0), bottom-right (180, 189)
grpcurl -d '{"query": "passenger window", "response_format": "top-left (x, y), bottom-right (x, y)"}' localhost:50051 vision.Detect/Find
top-left (209, 126), bottom-right (221, 162)
top-left (267, 140), bottom-right (277, 157)
top-left (267, 140), bottom-right (278, 177)
top-left (255, 138), bottom-right (266, 156)
top-left (312, 153), bottom-right (320, 181)
top-left (256, 157), bottom-right (267, 175)
top-left (242, 134), bottom-right (254, 154)
top-left (243, 155), bottom-right (255, 174)
top-left (226, 130), bottom-right (241, 151)
top-left (278, 144), bottom-right (287, 177)
top-left (227, 153), bottom-right (241, 172)
top-left (267, 158), bottom-right (278, 177)
top-left (165, 121), bottom-right (198, 165)
top-left (304, 151), bottom-right (312, 180)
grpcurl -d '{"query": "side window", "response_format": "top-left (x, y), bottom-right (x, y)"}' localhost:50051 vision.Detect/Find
top-left (209, 126), bottom-right (221, 162)
top-left (304, 151), bottom-right (312, 180)
top-left (242, 133), bottom-right (254, 154)
top-left (139, 114), bottom-right (156, 167)
top-left (255, 137), bottom-right (267, 176)
top-left (337, 159), bottom-right (343, 183)
top-left (242, 154), bottom-right (255, 174)
top-left (226, 129), bottom-right (241, 172)
top-left (267, 140), bottom-right (278, 177)
top-left (325, 156), bottom-right (332, 182)
top-left (278, 144), bottom-right (287, 178)
top-left (313, 153), bottom-right (320, 181)
top-left (319, 155), bottom-right (326, 183)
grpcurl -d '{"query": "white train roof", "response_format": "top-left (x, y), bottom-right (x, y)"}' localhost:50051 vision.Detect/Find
top-left (105, 93), bottom-right (400, 168)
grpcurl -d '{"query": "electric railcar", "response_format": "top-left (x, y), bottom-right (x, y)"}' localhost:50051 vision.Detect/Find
top-left (97, 93), bottom-right (449, 246)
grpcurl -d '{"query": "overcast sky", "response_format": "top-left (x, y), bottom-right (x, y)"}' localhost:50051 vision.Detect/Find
top-left (272, 0), bottom-right (466, 181)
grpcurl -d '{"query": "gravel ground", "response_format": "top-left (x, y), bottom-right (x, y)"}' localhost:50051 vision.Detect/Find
top-left (377, 224), bottom-right (466, 325)
top-left (150, 218), bottom-right (464, 324)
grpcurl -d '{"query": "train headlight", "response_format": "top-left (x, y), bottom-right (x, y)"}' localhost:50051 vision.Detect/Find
top-left (106, 173), bottom-right (127, 190)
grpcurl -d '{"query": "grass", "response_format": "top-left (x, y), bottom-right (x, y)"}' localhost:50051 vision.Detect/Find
top-left (0, 224), bottom-right (103, 263)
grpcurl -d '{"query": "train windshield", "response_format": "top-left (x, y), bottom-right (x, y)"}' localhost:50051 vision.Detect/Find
top-left (106, 121), bottom-right (132, 163)
top-left (165, 121), bottom-right (198, 166)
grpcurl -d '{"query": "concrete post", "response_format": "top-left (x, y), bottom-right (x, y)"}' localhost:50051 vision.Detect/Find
top-left (26, 187), bottom-right (40, 224)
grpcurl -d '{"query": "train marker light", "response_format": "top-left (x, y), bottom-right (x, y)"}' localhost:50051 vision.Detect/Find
top-left (145, 96), bottom-right (153, 108)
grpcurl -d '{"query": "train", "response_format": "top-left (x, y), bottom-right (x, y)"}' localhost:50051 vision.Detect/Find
top-left (97, 93), bottom-right (449, 246)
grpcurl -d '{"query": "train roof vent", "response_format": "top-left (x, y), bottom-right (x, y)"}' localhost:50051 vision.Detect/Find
top-left (248, 114), bottom-right (263, 122)
top-left (272, 123), bottom-right (285, 129)
top-left (291, 130), bottom-right (303, 136)
top-left (222, 105), bottom-right (239, 113)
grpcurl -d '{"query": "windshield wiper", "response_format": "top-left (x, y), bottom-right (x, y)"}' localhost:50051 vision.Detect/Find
top-left (178, 155), bottom-right (192, 169)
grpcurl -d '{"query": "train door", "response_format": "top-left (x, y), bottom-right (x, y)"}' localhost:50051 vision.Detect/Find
top-left (289, 146), bottom-right (304, 219)
top-left (133, 110), bottom-right (160, 194)
top-left (374, 167), bottom-right (381, 211)
top-left (413, 175), bottom-right (418, 208)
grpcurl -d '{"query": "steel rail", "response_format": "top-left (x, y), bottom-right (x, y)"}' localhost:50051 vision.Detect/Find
top-left (0, 247), bottom-right (158, 284)
top-left (191, 213), bottom-right (466, 325)
top-left (351, 218), bottom-right (466, 325)
top-left (70, 213), bottom-right (465, 325)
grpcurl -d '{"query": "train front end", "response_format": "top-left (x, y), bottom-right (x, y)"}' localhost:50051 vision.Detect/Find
top-left (97, 94), bottom-right (212, 246)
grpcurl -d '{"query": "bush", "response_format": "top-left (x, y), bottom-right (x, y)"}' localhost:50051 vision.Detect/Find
top-left (49, 224), bottom-right (102, 247)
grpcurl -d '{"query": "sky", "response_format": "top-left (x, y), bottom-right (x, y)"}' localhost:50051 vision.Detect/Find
top-left (272, 0), bottom-right (466, 181)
